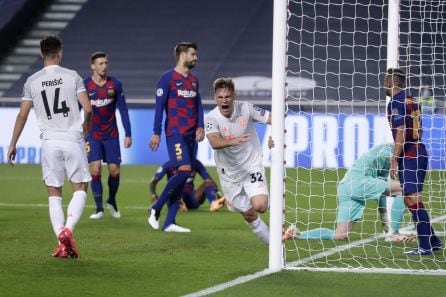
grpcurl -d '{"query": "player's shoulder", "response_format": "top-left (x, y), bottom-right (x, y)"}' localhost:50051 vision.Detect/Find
top-left (56, 65), bottom-right (80, 77)
top-left (83, 76), bottom-right (93, 84)
top-left (159, 69), bottom-right (175, 80)
top-left (205, 106), bottom-right (220, 119)
top-left (107, 76), bottom-right (121, 84)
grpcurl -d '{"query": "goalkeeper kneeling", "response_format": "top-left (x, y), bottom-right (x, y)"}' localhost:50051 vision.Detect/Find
top-left (284, 143), bottom-right (415, 243)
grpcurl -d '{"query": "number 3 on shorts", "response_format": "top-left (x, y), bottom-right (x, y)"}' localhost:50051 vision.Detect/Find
top-left (175, 143), bottom-right (183, 160)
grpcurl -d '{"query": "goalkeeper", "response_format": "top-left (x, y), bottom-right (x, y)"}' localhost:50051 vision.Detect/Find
top-left (150, 159), bottom-right (225, 212)
top-left (285, 143), bottom-right (414, 242)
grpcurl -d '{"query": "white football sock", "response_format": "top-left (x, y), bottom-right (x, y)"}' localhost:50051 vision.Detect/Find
top-left (49, 196), bottom-right (64, 236)
top-left (248, 216), bottom-right (270, 244)
top-left (65, 190), bottom-right (87, 231)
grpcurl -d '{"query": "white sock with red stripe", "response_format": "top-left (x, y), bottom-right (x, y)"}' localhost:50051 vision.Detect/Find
top-left (65, 190), bottom-right (87, 231)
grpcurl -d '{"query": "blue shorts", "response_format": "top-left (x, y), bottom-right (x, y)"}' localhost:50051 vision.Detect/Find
top-left (398, 154), bottom-right (428, 195)
top-left (166, 134), bottom-right (197, 168)
top-left (86, 137), bottom-right (121, 164)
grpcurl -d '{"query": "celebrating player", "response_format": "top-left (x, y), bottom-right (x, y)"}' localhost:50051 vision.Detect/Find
top-left (84, 52), bottom-right (132, 220)
top-left (7, 36), bottom-right (92, 258)
top-left (385, 68), bottom-right (442, 255)
top-left (205, 77), bottom-right (272, 244)
top-left (148, 42), bottom-right (204, 232)
top-left (284, 143), bottom-right (414, 242)
top-left (150, 159), bottom-right (225, 212)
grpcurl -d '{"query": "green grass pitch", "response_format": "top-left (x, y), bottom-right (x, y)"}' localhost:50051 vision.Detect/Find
top-left (0, 164), bottom-right (445, 297)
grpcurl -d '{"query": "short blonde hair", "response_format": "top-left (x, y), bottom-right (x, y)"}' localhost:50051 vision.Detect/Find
top-left (213, 77), bottom-right (235, 93)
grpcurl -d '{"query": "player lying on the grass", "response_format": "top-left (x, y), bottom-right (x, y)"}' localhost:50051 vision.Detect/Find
top-left (205, 77), bottom-right (273, 244)
top-left (284, 143), bottom-right (415, 243)
top-left (150, 159), bottom-right (225, 212)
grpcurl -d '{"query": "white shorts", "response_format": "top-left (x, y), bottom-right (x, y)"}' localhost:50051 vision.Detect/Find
top-left (41, 139), bottom-right (91, 187)
top-left (219, 166), bottom-right (269, 213)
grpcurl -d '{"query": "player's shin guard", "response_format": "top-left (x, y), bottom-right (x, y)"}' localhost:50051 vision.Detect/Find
top-left (49, 196), bottom-right (65, 236)
top-left (248, 216), bottom-right (270, 244)
top-left (409, 202), bottom-right (435, 250)
top-left (91, 174), bottom-right (103, 212)
top-left (65, 191), bottom-right (87, 231)
top-left (152, 171), bottom-right (190, 211)
top-left (107, 174), bottom-right (120, 209)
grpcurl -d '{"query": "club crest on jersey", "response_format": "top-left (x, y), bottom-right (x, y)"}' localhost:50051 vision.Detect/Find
top-left (107, 88), bottom-right (115, 97)
top-left (157, 88), bottom-right (164, 97)
top-left (177, 89), bottom-right (197, 98)
top-left (238, 117), bottom-right (247, 127)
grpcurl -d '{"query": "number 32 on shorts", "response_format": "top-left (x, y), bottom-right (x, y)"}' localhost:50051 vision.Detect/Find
top-left (250, 172), bottom-right (264, 183)
top-left (175, 143), bottom-right (183, 161)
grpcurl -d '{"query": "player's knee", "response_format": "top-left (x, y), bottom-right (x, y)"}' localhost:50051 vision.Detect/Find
top-left (251, 195), bottom-right (269, 213)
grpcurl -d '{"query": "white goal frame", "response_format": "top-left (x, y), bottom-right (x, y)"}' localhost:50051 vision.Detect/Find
top-left (269, 0), bottom-right (446, 274)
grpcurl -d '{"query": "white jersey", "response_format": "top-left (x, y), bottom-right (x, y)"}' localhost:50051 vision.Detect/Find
top-left (205, 101), bottom-right (270, 182)
top-left (22, 65), bottom-right (86, 142)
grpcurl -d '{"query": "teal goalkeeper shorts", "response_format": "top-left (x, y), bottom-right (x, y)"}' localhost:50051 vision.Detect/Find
top-left (336, 177), bottom-right (391, 223)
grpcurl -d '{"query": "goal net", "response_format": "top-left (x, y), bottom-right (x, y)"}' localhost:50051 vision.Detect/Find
top-left (274, 0), bottom-right (446, 274)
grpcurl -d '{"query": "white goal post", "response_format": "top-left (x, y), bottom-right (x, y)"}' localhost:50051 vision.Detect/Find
top-left (269, 0), bottom-right (446, 274)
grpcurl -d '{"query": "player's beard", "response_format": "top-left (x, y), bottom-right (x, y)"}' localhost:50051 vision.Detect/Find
top-left (185, 60), bottom-right (196, 70)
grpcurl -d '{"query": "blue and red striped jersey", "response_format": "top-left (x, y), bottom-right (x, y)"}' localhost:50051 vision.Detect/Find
top-left (84, 76), bottom-right (131, 140)
top-left (387, 90), bottom-right (426, 158)
top-left (153, 69), bottom-right (204, 137)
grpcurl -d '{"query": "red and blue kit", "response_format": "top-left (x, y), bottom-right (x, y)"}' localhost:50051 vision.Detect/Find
top-left (153, 70), bottom-right (204, 167)
top-left (84, 76), bottom-right (131, 163)
top-left (387, 90), bottom-right (427, 194)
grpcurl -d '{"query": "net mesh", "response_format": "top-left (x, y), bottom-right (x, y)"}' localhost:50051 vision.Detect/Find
top-left (284, 0), bottom-right (446, 273)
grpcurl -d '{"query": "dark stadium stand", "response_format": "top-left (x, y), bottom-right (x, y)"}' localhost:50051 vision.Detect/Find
top-left (0, 0), bottom-right (50, 56)
top-left (4, 0), bottom-right (273, 100)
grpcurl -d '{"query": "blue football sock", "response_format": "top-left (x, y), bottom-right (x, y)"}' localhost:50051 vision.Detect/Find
top-left (409, 204), bottom-right (433, 250)
top-left (91, 175), bottom-right (103, 212)
top-left (107, 174), bottom-right (120, 209)
top-left (204, 184), bottom-right (217, 204)
top-left (300, 228), bottom-right (335, 240)
top-left (163, 198), bottom-right (180, 229)
top-left (391, 195), bottom-right (405, 232)
top-left (152, 171), bottom-right (190, 211)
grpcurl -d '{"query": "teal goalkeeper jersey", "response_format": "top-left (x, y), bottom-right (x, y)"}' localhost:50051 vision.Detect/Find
top-left (340, 143), bottom-right (394, 182)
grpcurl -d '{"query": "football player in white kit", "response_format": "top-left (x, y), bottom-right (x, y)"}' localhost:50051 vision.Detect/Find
top-left (7, 36), bottom-right (92, 258)
top-left (205, 77), bottom-right (272, 244)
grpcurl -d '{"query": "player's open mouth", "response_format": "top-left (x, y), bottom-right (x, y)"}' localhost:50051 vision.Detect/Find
top-left (221, 104), bottom-right (229, 110)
